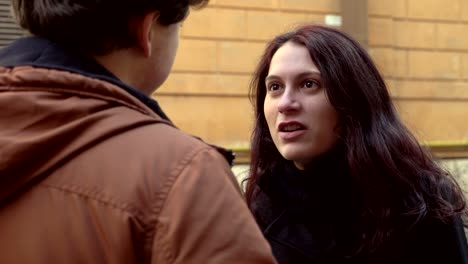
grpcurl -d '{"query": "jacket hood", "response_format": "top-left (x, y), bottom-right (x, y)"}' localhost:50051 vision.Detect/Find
top-left (0, 37), bottom-right (173, 204)
top-left (0, 37), bottom-right (235, 204)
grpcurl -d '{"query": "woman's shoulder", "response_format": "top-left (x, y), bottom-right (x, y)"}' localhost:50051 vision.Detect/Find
top-left (371, 215), bottom-right (468, 263)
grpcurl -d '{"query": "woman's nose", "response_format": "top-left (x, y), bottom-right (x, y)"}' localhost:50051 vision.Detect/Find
top-left (277, 89), bottom-right (300, 113)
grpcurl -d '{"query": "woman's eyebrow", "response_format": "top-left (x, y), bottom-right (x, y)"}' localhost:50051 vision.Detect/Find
top-left (265, 75), bottom-right (280, 82)
top-left (266, 71), bottom-right (321, 81)
top-left (296, 71), bottom-right (321, 79)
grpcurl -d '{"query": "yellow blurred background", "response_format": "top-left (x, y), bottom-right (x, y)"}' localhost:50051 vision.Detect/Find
top-left (1, 0), bottom-right (467, 185)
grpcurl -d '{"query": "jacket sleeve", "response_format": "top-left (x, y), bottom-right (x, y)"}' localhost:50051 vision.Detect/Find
top-left (151, 147), bottom-right (277, 264)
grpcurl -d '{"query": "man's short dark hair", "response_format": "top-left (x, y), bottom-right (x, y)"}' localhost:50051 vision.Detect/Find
top-left (12, 0), bottom-right (208, 55)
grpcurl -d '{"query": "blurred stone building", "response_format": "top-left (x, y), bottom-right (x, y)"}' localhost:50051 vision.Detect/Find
top-left (1, 0), bottom-right (467, 188)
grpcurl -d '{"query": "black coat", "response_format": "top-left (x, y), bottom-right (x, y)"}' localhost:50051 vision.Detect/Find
top-left (251, 153), bottom-right (468, 264)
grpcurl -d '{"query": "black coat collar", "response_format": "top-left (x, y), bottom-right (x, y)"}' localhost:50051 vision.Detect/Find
top-left (258, 144), bottom-right (353, 212)
top-left (255, 145), bottom-right (361, 262)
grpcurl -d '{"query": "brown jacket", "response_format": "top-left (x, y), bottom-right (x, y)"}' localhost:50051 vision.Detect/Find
top-left (0, 37), bottom-right (276, 263)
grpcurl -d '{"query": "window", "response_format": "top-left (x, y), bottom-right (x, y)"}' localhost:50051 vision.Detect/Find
top-left (0, 0), bottom-right (24, 48)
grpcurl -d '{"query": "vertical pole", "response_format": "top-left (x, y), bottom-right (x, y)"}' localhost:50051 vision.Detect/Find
top-left (341, 0), bottom-right (368, 49)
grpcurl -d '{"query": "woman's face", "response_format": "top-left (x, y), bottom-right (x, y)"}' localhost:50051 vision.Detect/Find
top-left (263, 41), bottom-right (339, 170)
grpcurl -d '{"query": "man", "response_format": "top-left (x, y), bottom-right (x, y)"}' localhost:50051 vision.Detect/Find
top-left (0, 0), bottom-right (276, 263)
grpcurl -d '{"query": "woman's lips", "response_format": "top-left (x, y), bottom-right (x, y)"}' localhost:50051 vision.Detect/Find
top-left (279, 129), bottom-right (305, 140)
top-left (278, 121), bottom-right (306, 140)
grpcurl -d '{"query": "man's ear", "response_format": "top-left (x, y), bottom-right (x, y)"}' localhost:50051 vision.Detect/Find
top-left (136, 11), bottom-right (159, 58)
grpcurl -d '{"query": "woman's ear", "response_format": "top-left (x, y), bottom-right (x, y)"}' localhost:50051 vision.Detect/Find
top-left (136, 11), bottom-right (159, 58)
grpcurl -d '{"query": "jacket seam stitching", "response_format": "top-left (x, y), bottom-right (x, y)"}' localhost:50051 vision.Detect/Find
top-left (146, 146), bottom-right (215, 263)
top-left (40, 183), bottom-right (147, 221)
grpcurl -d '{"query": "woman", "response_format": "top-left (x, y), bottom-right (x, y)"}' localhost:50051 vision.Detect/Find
top-left (245, 24), bottom-right (468, 263)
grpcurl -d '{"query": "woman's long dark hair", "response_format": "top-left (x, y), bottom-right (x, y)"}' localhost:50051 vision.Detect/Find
top-left (245, 24), bottom-right (467, 252)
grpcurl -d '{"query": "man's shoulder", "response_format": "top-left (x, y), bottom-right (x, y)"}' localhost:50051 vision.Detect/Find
top-left (43, 119), bottom-right (231, 219)
top-left (130, 121), bottom-right (214, 157)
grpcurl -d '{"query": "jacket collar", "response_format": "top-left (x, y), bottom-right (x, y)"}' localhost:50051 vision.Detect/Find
top-left (0, 36), bottom-right (171, 121)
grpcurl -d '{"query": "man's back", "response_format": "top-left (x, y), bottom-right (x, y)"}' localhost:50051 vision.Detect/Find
top-left (0, 38), bottom-right (276, 263)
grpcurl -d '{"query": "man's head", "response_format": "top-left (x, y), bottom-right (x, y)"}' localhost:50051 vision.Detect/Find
top-left (12, 0), bottom-right (207, 55)
top-left (11, 0), bottom-right (209, 94)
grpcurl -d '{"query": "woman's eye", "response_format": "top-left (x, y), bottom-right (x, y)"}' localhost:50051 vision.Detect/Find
top-left (303, 80), bottom-right (317, 89)
top-left (268, 83), bottom-right (280, 91)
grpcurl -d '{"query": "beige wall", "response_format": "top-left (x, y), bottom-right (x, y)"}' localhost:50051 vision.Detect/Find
top-left (154, 0), bottom-right (468, 149)
top-left (368, 0), bottom-right (468, 143)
